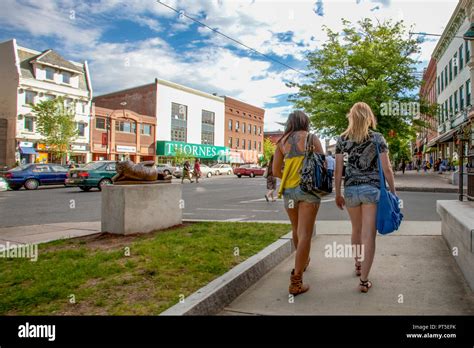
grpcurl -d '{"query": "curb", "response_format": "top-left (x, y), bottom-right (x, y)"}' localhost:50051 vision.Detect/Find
top-left (160, 227), bottom-right (316, 316)
top-left (396, 186), bottom-right (459, 193)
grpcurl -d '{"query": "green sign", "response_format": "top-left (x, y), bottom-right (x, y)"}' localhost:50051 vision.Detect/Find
top-left (156, 141), bottom-right (230, 159)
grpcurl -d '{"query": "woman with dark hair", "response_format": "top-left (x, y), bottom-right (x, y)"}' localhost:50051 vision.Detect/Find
top-left (265, 155), bottom-right (277, 202)
top-left (273, 110), bottom-right (324, 296)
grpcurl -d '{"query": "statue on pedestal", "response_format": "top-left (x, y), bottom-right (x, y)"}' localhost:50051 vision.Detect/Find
top-left (112, 161), bottom-right (172, 184)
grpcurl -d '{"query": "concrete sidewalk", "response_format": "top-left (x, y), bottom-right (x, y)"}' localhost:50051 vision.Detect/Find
top-left (222, 221), bottom-right (474, 315)
top-left (0, 221), bottom-right (100, 249)
top-left (394, 170), bottom-right (463, 192)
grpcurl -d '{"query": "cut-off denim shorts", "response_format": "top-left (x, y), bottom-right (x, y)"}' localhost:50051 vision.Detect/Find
top-left (283, 186), bottom-right (321, 208)
top-left (344, 184), bottom-right (380, 208)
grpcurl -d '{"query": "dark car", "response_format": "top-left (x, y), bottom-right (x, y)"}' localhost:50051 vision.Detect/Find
top-left (233, 164), bottom-right (265, 178)
top-left (3, 163), bottom-right (69, 190)
top-left (65, 161), bottom-right (116, 191)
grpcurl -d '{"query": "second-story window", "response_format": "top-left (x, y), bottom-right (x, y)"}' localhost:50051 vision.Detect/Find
top-left (247, 123), bottom-right (251, 133)
top-left (141, 124), bottom-right (151, 136)
top-left (25, 91), bottom-right (36, 105)
top-left (258, 126), bottom-right (261, 135)
top-left (201, 110), bottom-right (215, 145)
top-left (62, 72), bottom-right (71, 84)
top-left (115, 120), bottom-right (136, 134)
top-left (45, 67), bottom-right (55, 81)
top-left (254, 125), bottom-right (257, 135)
top-left (96, 118), bottom-right (106, 130)
top-left (242, 122), bottom-right (246, 134)
top-left (466, 79), bottom-right (471, 106)
top-left (77, 123), bottom-right (85, 137)
top-left (235, 121), bottom-right (240, 132)
top-left (228, 119), bottom-right (233, 131)
top-left (171, 102), bottom-right (187, 142)
top-left (24, 116), bottom-right (34, 132)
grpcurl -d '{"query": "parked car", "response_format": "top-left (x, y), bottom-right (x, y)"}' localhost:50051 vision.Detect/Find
top-left (172, 164), bottom-right (216, 178)
top-left (211, 163), bottom-right (233, 175)
top-left (65, 161), bottom-right (116, 191)
top-left (154, 163), bottom-right (177, 176)
top-left (0, 177), bottom-right (8, 191)
top-left (234, 164), bottom-right (265, 178)
top-left (2, 163), bottom-right (69, 190)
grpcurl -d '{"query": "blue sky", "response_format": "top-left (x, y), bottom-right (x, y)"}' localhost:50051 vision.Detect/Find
top-left (0, 0), bottom-right (458, 131)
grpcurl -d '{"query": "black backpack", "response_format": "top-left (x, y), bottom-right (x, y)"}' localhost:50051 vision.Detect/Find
top-left (299, 133), bottom-right (333, 196)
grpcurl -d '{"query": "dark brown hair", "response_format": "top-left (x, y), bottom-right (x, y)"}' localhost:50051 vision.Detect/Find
top-left (278, 110), bottom-right (310, 144)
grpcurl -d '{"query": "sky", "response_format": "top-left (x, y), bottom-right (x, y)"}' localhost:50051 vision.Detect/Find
top-left (0, 0), bottom-right (459, 132)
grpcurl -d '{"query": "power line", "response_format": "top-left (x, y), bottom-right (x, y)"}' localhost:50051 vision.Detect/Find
top-left (155, 0), bottom-right (307, 76)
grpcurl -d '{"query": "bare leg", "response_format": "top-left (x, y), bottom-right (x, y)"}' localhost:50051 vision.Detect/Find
top-left (347, 206), bottom-right (362, 270)
top-left (285, 205), bottom-right (299, 249)
top-left (294, 202), bottom-right (319, 274)
top-left (360, 204), bottom-right (377, 281)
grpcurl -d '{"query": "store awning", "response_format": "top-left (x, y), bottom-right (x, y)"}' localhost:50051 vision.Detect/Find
top-left (19, 147), bottom-right (38, 155)
top-left (437, 128), bottom-right (457, 143)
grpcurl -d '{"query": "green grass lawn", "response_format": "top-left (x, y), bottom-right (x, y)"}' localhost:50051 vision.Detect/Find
top-left (0, 222), bottom-right (290, 315)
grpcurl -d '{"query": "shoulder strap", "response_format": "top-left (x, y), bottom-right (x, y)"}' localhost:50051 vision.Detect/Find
top-left (375, 142), bottom-right (387, 190)
top-left (305, 132), bottom-right (314, 153)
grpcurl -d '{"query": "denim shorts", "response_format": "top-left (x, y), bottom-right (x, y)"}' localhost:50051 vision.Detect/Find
top-left (344, 184), bottom-right (380, 208)
top-left (282, 186), bottom-right (321, 208)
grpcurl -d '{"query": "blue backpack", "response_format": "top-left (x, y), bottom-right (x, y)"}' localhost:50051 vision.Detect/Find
top-left (375, 143), bottom-right (403, 234)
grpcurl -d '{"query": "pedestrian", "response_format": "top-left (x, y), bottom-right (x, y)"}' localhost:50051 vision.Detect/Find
top-left (416, 158), bottom-right (421, 173)
top-left (193, 158), bottom-right (202, 183)
top-left (273, 110), bottom-right (324, 296)
top-left (334, 102), bottom-right (396, 293)
top-left (326, 151), bottom-right (335, 181)
top-left (181, 160), bottom-right (193, 183)
top-left (264, 155), bottom-right (277, 202)
top-left (401, 160), bottom-right (406, 174)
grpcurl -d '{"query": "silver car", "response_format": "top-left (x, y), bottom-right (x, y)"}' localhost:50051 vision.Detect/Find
top-left (211, 163), bottom-right (233, 175)
top-left (173, 164), bottom-right (216, 178)
top-left (154, 163), bottom-right (176, 176)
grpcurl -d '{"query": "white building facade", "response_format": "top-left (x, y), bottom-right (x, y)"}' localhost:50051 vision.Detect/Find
top-left (0, 39), bottom-right (93, 166)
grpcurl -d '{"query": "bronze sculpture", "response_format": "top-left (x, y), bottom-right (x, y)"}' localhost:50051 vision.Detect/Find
top-left (112, 161), bottom-right (172, 183)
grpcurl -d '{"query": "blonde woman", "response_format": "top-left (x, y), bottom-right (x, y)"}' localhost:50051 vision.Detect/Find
top-left (273, 111), bottom-right (324, 295)
top-left (334, 102), bottom-right (396, 293)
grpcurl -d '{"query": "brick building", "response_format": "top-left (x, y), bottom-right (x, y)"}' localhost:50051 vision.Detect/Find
top-left (224, 96), bottom-right (264, 164)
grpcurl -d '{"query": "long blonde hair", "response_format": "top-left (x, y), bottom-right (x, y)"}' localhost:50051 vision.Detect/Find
top-left (341, 102), bottom-right (377, 143)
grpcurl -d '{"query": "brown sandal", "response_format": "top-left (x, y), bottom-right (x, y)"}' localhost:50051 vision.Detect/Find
top-left (359, 279), bottom-right (372, 293)
top-left (355, 262), bottom-right (361, 277)
top-left (289, 270), bottom-right (309, 295)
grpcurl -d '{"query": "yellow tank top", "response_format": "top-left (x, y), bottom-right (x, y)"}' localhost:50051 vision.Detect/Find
top-left (277, 132), bottom-right (306, 198)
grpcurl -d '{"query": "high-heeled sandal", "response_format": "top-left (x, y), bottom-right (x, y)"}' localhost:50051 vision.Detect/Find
top-left (355, 262), bottom-right (361, 276)
top-left (289, 269), bottom-right (309, 295)
top-left (359, 279), bottom-right (372, 293)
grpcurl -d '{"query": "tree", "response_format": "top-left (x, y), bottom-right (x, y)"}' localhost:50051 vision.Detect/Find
top-left (260, 138), bottom-right (276, 166)
top-left (32, 97), bottom-right (78, 164)
top-left (289, 18), bottom-right (425, 160)
top-left (172, 148), bottom-right (192, 166)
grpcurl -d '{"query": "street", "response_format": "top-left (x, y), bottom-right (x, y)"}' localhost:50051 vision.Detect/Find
top-left (0, 175), bottom-right (456, 228)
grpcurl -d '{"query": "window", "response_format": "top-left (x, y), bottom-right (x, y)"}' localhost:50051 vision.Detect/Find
top-left (25, 91), bottom-right (36, 105)
top-left (235, 121), bottom-right (240, 132)
top-left (466, 42), bottom-right (470, 64)
top-left (228, 119), bottom-right (233, 131)
top-left (459, 44), bottom-right (464, 70)
top-left (242, 122), bottom-right (246, 134)
top-left (444, 100), bottom-right (448, 122)
top-left (51, 165), bottom-right (67, 173)
top-left (45, 94), bottom-right (55, 101)
top-left (24, 116), bottom-right (34, 132)
top-left (467, 79), bottom-right (471, 106)
top-left (444, 66), bottom-right (448, 86)
top-left (248, 140), bottom-right (251, 150)
top-left (449, 59), bottom-right (452, 82)
top-left (258, 126), bottom-right (261, 135)
top-left (171, 102), bottom-right (187, 142)
top-left (115, 120), bottom-right (136, 133)
top-left (236, 138), bottom-right (239, 147)
top-left (81, 103), bottom-right (87, 114)
top-left (242, 139), bottom-right (245, 149)
top-left (449, 95), bottom-right (453, 117)
top-left (201, 110), bottom-right (215, 145)
top-left (65, 98), bottom-right (73, 110)
top-left (45, 67), bottom-right (55, 80)
top-left (460, 85), bottom-right (464, 110)
top-left (254, 125), bottom-right (257, 135)
top-left (441, 71), bottom-right (444, 91)
top-left (247, 123), bottom-right (251, 133)
top-left (454, 90), bottom-right (458, 113)
top-left (254, 141), bottom-right (257, 150)
top-left (229, 137), bottom-right (232, 147)
top-left (62, 72), bottom-right (71, 84)
top-left (77, 122), bottom-right (85, 137)
top-left (454, 53), bottom-right (458, 77)
top-left (141, 124), bottom-right (151, 136)
top-left (106, 163), bottom-right (116, 171)
top-left (96, 118), bottom-right (106, 130)
top-left (258, 142), bottom-right (261, 152)
top-left (33, 165), bottom-right (51, 173)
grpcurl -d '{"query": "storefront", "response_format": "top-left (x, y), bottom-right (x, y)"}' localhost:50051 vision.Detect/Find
top-left (17, 141), bottom-right (38, 164)
top-left (156, 141), bottom-right (230, 165)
